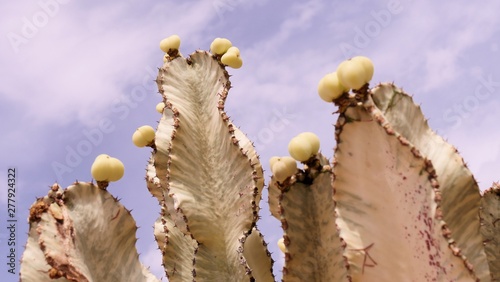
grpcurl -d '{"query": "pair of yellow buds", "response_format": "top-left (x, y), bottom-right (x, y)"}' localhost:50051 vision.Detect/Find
top-left (269, 132), bottom-right (321, 183)
top-left (210, 37), bottom-right (243, 69)
top-left (90, 123), bottom-right (157, 184)
top-left (318, 56), bottom-right (374, 102)
top-left (160, 35), bottom-right (243, 69)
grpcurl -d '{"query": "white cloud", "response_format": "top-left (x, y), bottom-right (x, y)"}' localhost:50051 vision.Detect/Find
top-left (347, 1), bottom-right (500, 95)
top-left (0, 1), bottom-right (218, 128)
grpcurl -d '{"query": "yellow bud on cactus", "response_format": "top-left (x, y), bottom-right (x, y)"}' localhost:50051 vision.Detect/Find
top-left (288, 135), bottom-right (313, 162)
top-left (281, 156), bottom-right (297, 170)
top-left (156, 102), bottom-right (165, 114)
top-left (95, 153), bottom-right (109, 160)
top-left (107, 157), bottom-right (125, 182)
top-left (277, 238), bottom-right (286, 253)
top-left (270, 156), bottom-right (297, 182)
top-left (91, 154), bottom-right (125, 182)
top-left (159, 35), bottom-right (181, 53)
top-left (226, 46), bottom-right (240, 56)
top-left (210, 38), bottom-right (232, 55)
top-left (317, 72), bottom-right (348, 102)
top-left (132, 125), bottom-right (156, 148)
top-left (91, 155), bottom-right (110, 181)
top-left (297, 132), bottom-right (320, 155)
top-left (269, 156), bottom-right (280, 169)
top-left (352, 56), bottom-right (374, 82)
top-left (272, 161), bottom-right (291, 182)
top-left (336, 56), bottom-right (374, 90)
top-left (221, 47), bottom-right (243, 69)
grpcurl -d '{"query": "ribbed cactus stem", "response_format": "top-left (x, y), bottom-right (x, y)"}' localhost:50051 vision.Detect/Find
top-left (370, 83), bottom-right (490, 281)
top-left (148, 50), bottom-right (272, 280)
top-left (333, 95), bottom-right (477, 280)
top-left (20, 182), bottom-right (159, 282)
top-left (480, 183), bottom-right (500, 281)
top-left (269, 154), bottom-right (348, 281)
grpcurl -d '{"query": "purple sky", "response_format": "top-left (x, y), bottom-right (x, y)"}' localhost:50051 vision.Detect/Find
top-left (1, 0), bottom-right (499, 281)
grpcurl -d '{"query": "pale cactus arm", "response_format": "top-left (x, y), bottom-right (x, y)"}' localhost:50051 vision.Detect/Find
top-left (334, 93), bottom-right (477, 280)
top-left (370, 83), bottom-right (490, 281)
top-left (149, 49), bottom-right (273, 281)
top-left (153, 215), bottom-right (197, 281)
top-left (269, 78), bottom-right (497, 280)
top-left (20, 183), bottom-right (159, 282)
top-left (480, 183), bottom-right (500, 281)
top-left (268, 154), bottom-right (348, 281)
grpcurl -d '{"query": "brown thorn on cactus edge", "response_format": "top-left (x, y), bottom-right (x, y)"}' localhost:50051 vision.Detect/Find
top-left (383, 123), bottom-right (395, 135)
top-left (410, 147), bottom-right (422, 158)
top-left (231, 136), bottom-right (239, 145)
top-left (172, 107), bottom-right (179, 116)
top-left (435, 206), bottom-right (444, 220)
top-left (221, 112), bottom-right (230, 122)
top-left (441, 223), bottom-right (452, 238)
top-left (398, 135), bottom-right (410, 146)
top-left (281, 219), bottom-right (288, 231)
top-left (173, 119), bottom-right (180, 128)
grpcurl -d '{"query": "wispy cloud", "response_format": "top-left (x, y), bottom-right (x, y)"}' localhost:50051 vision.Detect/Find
top-left (367, 1), bottom-right (500, 93)
top-left (0, 1), bottom-right (219, 172)
top-left (0, 1), bottom-right (219, 126)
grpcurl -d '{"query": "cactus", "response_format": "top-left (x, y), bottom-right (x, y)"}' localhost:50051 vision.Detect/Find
top-left (20, 36), bottom-right (498, 281)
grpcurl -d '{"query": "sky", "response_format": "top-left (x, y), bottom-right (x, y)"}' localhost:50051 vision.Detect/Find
top-left (0, 0), bottom-right (499, 281)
